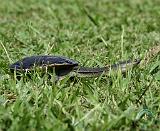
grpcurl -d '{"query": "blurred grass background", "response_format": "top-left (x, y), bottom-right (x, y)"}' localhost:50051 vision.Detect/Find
top-left (0, 0), bottom-right (160, 130)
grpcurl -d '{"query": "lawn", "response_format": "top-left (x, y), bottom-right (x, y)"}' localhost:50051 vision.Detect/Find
top-left (0, 0), bottom-right (160, 130)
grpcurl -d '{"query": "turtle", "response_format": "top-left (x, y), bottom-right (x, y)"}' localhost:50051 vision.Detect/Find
top-left (10, 55), bottom-right (141, 81)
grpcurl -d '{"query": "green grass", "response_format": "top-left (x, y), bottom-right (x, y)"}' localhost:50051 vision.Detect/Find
top-left (0, 0), bottom-right (160, 130)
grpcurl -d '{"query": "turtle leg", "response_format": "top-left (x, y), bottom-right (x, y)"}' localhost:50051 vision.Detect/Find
top-left (54, 67), bottom-right (74, 84)
top-left (55, 75), bottom-right (66, 84)
top-left (55, 76), bottom-right (58, 82)
top-left (55, 75), bottom-right (77, 84)
top-left (55, 76), bottom-right (61, 84)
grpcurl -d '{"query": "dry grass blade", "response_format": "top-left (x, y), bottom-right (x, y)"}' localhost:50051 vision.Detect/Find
top-left (140, 44), bottom-right (160, 68)
top-left (0, 41), bottom-right (12, 63)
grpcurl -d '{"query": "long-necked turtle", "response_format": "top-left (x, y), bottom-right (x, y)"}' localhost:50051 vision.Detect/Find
top-left (10, 55), bottom-right (141, 80)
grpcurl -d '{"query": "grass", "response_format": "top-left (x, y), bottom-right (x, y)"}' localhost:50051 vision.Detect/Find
top-left (0, 0), bottom-right (160, 130)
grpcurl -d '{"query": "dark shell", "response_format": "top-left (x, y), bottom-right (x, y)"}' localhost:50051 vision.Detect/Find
top-left (10, 55), bottom-right (79, 72)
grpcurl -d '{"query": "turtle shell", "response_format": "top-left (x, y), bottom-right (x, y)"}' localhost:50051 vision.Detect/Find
top-left (10, 55), bottom-right (79, 76)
